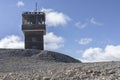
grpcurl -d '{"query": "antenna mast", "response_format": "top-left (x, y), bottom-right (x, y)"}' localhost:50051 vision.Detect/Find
top-left (35, 2), bottom-right (38, 11)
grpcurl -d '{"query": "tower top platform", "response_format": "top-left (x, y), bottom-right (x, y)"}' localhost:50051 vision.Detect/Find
top-left (22, 11), bottom-right (45, 16)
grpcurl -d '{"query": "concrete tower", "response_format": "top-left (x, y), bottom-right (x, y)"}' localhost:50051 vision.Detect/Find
top-left (22, 11), bottom-right (46, 50)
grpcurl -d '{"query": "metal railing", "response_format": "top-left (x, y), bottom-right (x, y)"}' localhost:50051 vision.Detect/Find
top-left (22, 24), bottom-right (46, 30)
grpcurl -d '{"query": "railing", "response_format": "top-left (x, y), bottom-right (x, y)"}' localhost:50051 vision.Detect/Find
top-left (22, 24), bottom-right (46, 30)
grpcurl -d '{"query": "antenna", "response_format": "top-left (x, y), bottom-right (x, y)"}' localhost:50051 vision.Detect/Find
top-left (35, 2), bottom-right (38, 11)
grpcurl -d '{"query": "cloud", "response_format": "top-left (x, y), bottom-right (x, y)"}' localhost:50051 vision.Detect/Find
top-left (90, 17), bottom-right (102, 26)
top-left (75, 21), bottom-right (88, 29)
top-left (78, 38), bottom-right (93, 45)
top-left (75, 17), bottom-right (102, 29)
top-left (0, 33), bottom-right (64, 50)
top-left (81, 45), bottom-right (120, 62)
top-left (41, 8), bottom-right (71, 27)
top-left (17, 1), bottom-right (25, 7)
top-left (44, 32), bottom-right (64, 50)
top-left (0, 35), bottom-right (24, 49)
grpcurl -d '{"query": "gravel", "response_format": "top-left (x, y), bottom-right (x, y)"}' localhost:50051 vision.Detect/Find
top-left (0, 49), bottom-right (120, 80)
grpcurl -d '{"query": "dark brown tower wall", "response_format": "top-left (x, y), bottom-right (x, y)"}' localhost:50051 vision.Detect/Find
top-left (22, 12), bottom-right (46, 50)
top-left (24, 31), bottom-right (44, 50)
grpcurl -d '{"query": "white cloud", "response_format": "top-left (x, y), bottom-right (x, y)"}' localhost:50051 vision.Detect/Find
top-left (44, 32), bottom-right (64, 50)
top-left (17, 1), bottom-right (25, 7)
top-left (81, 45), bottom-right (120, 62)
top-left (0, 35), bottom-right (24, 49)
top-left (75, 17), bottom-right (102, 29)
top-left (75, 21), bottom-right (88, 29)
top-left (0, 33), bottom-right (64, 50)
top-left (41, 8), bottom-right (71, 27)
top-left (90, 17), bottom-right (102, 26)
top-left (79, 38), bottom-right (92, 45)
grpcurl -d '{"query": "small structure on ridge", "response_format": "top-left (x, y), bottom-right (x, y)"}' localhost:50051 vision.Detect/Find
top-left (22, 11), bottom-right (46, 50)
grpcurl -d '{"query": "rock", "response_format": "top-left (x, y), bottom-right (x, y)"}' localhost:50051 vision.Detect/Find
top-left (0, 49), bottom-right (120, 80)
top-left (43, 77), bottom-right (51, 80)
top-left (108, 70), bottom-right (115, 74)
top-left (3, 75), bottom-right (14, 80)
top-left (0, 49), bottom-right (81, 63)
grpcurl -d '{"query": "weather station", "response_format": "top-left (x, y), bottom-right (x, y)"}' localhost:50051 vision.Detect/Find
top-left (22, 3), bottom-right (46, 50)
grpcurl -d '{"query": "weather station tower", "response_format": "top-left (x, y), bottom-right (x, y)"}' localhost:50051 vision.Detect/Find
top-left (22, 3), bottom-right (46, 50)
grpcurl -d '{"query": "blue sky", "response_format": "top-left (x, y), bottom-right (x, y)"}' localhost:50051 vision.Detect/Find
top-left (0, 0), bottom-right (120, 62)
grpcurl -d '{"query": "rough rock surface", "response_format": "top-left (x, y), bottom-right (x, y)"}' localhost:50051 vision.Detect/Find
top-left (0, 49), bottom-right (120, 80)
top-left (0, 49), bottom-right (80, 63)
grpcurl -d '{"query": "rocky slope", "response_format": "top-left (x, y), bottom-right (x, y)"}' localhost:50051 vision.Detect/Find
top-left (0, 49), bottom-right (120, 80)
top-left (0, 49), bottom-right (80, 63)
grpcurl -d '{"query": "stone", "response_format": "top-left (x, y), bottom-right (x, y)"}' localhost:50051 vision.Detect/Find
top-left (43, 77), bottom-right (51, 80)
